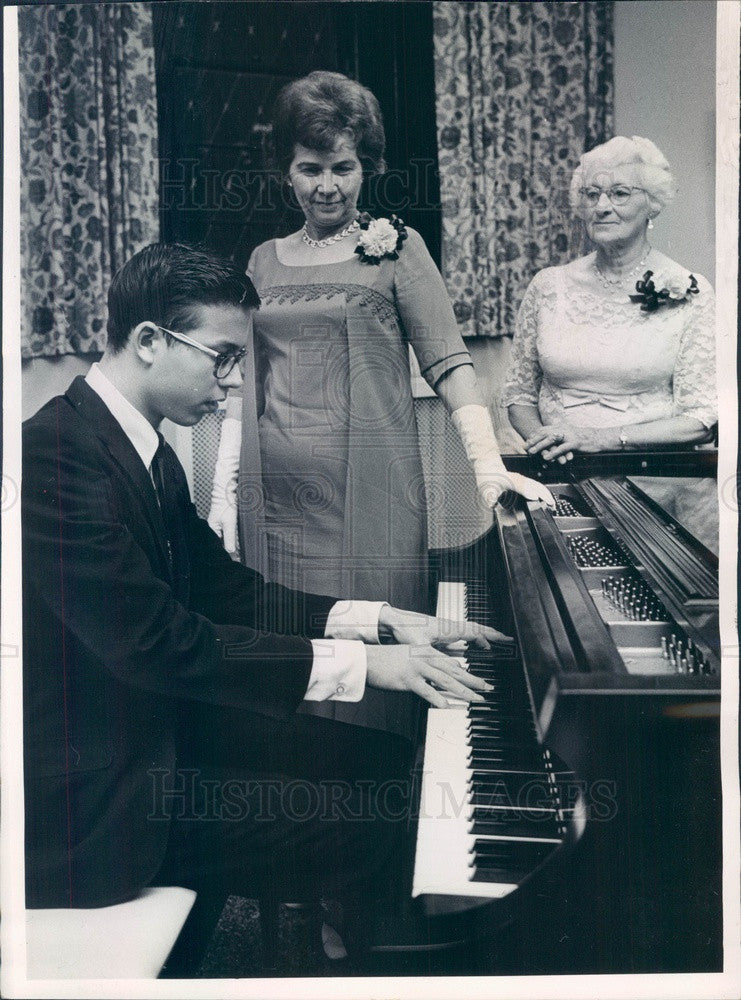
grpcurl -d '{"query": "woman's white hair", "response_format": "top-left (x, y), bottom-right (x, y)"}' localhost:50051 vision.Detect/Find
top-left (569, 136), bottom-right (677, 217)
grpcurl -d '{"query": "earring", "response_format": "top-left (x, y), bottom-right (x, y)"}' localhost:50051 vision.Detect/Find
top-left (647, 217), bottom-right (654, 230)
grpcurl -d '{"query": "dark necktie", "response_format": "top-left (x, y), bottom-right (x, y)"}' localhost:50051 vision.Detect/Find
top-left (151, 436), bottom-right (190, 602)
top-left (151, 435), bottom-right (174, 573)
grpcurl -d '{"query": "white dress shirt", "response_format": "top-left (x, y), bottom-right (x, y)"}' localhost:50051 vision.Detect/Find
top-left (85, 363), bottom-right (383, 701)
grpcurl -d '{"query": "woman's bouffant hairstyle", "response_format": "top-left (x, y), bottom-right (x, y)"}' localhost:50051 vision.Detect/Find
top-left (271, 71), bottom-right (386, 175)
top-left (569, 136), bottom-right (677, 218)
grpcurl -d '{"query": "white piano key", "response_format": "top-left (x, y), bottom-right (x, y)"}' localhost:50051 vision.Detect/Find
top-left (412, 704), bottom-right (517, 900)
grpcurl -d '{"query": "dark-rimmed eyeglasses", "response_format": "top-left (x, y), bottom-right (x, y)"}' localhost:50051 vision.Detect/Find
top-left (157, 326), bottom-right (247, 380)
top-left (579, 186), bottom-right (646, 207)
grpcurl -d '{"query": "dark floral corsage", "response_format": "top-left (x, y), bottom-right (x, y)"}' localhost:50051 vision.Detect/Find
top-left (630, 270), bottom-right (699, 312)
top-left (354, 212), bottom-right (407, 264)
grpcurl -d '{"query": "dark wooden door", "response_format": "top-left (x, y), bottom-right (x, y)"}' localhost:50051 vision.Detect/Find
top-left (153, 1), bottom-right (440, 271)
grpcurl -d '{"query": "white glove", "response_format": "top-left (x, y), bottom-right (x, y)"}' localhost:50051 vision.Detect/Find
top-left (207, 415), bottom-right (241, 557)
top-left (451, 404), bottom-right (555, 508)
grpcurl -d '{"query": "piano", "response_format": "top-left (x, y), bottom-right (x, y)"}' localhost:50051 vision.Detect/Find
top-left (411, 456), bottom-right (722, 974)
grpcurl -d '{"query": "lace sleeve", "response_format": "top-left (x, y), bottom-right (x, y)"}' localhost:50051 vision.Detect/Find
top-left (672, 275), bottom-right (717, 428)
top-left (502, 275), bottom-right (544, 407)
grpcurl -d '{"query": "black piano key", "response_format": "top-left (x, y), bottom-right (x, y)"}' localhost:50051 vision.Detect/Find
top-left (470, 788), bottom-right (518, 807)
top-left (463, 679), bottom-right (521, 690)
top-left (471, 801), bottom-right (559, 820)
top-left (477, 687), bottom-right (528, 701)
top-left (468, 750), bottom-right (547, 770)
top-left (467, 701), bottom-right (530, 714)
top-left (466, 644), bottom-right (517, 659)
top-left (471, 772), bottom-right (553, 800)
top-left (465, 687), bottom-right (524, 701)
top-left (462, 680), bottom-right (519, 692)
top-left (468, 742), bottom-right (544, 761)
top-left (467, 702), bottom-right (528, 714)
top-left (471, 864), bottom-right (536, 884)
top-left (464, 664), bottom-right (523, 679)
top-left (468, 728), bottom-right (530, 744)
top-left (467, 707), bottom-right (527, 720)
top-left (468, 737), bottom-right (536, 753)
top-left (467, 716), bottom-right (532, 729)
top-left (466, 648), bottom-right (518, 661)
top-left (469, 757), bottom-right (544, 774)
top-left (468, 728), bottom-right (535, 743)
top-left (469, 809), bottom-right (562, 839)
top-left (467, 714), bottom-right (533, 728)
top-left (464, 658), bottom-right (519, 669)
top-left (471, 838), bottom-right (555, 863)
top-left (468, 724), bottom-right (537, 746)
top-left (465, 662), bottom-right (519, 676)
top-left (468, 703), bottom-right (532, 718)
top-left (471, 769), bottom-right (550, 785)
top-left (467, 714), bottom-right (532, 728)
top-left (469, 734), bottom-right (539, 751)
top-left (470, 859), bottom-right (555, 883)
top-left (470, 765), bottom-right (550, 779)
top-left (469, 839), bottom-right (556, 882)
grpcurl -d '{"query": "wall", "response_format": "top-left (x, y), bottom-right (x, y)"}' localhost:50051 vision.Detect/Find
top-left (21, 355), bottom-right (97, 422)
top-left (612, 0), bottom-right (716, 284)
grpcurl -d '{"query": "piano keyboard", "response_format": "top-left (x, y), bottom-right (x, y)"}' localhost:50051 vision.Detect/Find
top-left (412, 581), bottom-right (576, 899)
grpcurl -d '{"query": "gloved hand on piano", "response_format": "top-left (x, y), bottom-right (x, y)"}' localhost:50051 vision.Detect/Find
top-left (452, 404), bottom-right (555, 508)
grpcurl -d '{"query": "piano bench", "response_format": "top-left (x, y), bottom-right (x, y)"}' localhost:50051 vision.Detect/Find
top-left (25, 886), bottom-right (197, 979)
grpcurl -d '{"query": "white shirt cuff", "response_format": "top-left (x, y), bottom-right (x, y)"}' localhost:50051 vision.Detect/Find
top-left (324, 600), bottom-right (388, 644)
top-left (305, 640), bottom-right (367, 702)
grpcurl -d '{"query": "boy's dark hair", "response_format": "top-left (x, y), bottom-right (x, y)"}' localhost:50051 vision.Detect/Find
top-left (106, 243), bottom-right (260, 352)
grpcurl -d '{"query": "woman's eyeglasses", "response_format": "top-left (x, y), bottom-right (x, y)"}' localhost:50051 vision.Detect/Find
top-left (580, 186), bottom-right (646, 207)
top-left (157, 326), bottom-right (247, 380)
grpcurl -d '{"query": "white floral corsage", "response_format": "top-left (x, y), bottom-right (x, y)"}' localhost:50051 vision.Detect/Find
top-left (630, 270), bottom-right (699, 312)
top-left (354, 213), bottom-right (407, 265)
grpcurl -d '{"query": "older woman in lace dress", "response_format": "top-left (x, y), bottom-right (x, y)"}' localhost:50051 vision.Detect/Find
top-left (504, 136), bottom-right (716, 463)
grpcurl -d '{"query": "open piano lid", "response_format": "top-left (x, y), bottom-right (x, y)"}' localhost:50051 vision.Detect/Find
top-left (496, 473), bottom-right (720, 737)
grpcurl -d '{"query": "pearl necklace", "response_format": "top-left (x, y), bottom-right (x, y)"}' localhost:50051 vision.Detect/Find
top-left (301, 217), bottom-right (360, 249)
top-left (593, 248), bottom-right (652, 290)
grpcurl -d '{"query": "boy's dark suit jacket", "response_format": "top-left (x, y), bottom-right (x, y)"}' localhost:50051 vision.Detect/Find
top-left (22, 377), bottom-right (335, 908)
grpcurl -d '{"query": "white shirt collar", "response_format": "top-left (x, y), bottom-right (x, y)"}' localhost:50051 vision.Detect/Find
top-left (85, 363), bottom-right (160, 470)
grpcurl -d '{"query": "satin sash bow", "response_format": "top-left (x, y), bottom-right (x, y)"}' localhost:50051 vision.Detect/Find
top-left (559, 387), bottom-right (632, 411)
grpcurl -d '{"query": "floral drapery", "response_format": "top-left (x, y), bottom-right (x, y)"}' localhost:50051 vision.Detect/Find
top-left (19, 3), bottom-right (159, 358)
top-left (433, 1), bottom-right (614, 338)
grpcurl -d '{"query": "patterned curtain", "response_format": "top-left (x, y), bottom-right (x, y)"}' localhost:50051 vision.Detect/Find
top-left (18, 3), bottom-right (159, 358)
top-left (433, 1), bottom-right (614, 338)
